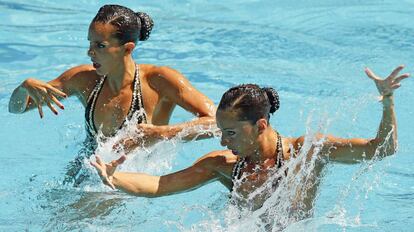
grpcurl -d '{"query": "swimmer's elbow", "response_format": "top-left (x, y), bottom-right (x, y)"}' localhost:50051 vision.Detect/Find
top-left (8, 101), bottom-right (26, 114)
top-left (8, 104), bottom-right (17, 113)
top-left (367, 138), bottom-right (398, 159)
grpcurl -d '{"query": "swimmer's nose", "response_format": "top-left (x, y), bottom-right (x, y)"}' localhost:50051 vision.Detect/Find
top-left (220, 137), bottom-right (229, 147)
top-left (87, 47), bottom-right (95, 57)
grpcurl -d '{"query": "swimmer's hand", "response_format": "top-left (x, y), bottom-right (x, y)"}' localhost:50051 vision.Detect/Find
top-left (112, 124), bottom-right (165, 153)
top-left (22, 78), bottom-right (67, 118)
top-left (112, 137), bottom-right (146, 154)
top-left (365, 65), bottom-right (410, 101)
top-left (90, 155), bottom-right (126, 190)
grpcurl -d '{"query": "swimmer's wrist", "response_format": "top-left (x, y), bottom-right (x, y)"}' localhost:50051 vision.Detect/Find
top-left (21, 78), bottom-right (35, 90)
top-left (110, 174), bottom-right (119, 188)
top-left (159, 125), bottom-right (180, 139)
top-left (381, 94), bottom-right (394, 106)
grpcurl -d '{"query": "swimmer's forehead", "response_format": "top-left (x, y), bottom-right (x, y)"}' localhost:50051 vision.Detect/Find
top-left (216, 110), bottom-right (250, 130)
top-left (87, 23), bottom-right (115, 43)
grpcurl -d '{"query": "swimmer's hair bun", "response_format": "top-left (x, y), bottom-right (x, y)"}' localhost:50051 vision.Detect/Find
top-left (262, 87), bottom-right (280, 113)
top-left (135, 12), bottom-right (154, 41)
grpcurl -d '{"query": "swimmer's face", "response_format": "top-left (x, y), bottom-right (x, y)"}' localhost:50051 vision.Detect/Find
top-left (216, 109), bottom-right (259, 157)
top-left (87, 22), bottom-right (133, 76)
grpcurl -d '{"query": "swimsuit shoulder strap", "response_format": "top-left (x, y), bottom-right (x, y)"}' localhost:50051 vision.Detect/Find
top-left (127, 64), bottom-right (147, 123)
top-left (85, 75), bottom-right (106, 136)
top-left (231, 157), bottom-right (247, 181)
top-left (276, 133), bottom-right (284, 168)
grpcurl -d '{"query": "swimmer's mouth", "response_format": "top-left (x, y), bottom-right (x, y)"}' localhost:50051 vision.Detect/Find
top-left (92, 62), bottom-right (101, 69)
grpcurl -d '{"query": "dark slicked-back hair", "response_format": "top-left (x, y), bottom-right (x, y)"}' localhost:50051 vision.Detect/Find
top-left (218, 84), bottom-right (280, 123)
top-left (92, 4), bottom-right (154, 44)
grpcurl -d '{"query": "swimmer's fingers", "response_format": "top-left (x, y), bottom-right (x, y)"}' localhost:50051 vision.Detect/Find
top-left (46, 102), bottom-right (58, 115)
top-left (391, 83), bottom-right (402, 90)
top-left (365, 67), bottom-right (381, 81)
top-left (393, 73), bottom-right (410, 84)
top-left (108, 156), bottom-right (126, 174)
top-left (95, 155), bottom-right (104, 166)
top-left (34, 91), bottom-right (47, 118)
top-left (90, 160), bottom-right (99, 170)
top-left (91, 163), bottom-right (115, 190)
top-left (90, 156), bottom-right (114, 189)
top-left (30, 88), bottom-right (57, 118)
top-left (37, 102), bottom-right (44, 119)
top-left (91, 156), bottom-right (119, 190)
top-left (105, 156), bottom-right (126, 189)
top-left (48, 93), bottom-right (65, 110)
top-left (90, 156), bottom-right (104, 173)
top-left (46, 85), bottom-right (67, 98)
top-left (44, 95), bottom-right (59, 115)
top-left (115, 155), bottom-right (127, 166)
top-left (387, 65), bottom-right (405, 79)
top-left (103, 177), bottom-right (116, 190)
top-left (28, 90), bottom-right (43, 116)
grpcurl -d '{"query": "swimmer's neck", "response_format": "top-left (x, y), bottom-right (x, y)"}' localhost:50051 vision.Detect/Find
top-left (105, 56), bottom-right (136, 95)
top-left (248, 127), bottom-right (279, 164)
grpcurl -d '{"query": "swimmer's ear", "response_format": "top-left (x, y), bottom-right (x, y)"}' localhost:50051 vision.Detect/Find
top-left (256, 118), bottom-right (268, 133)
top-left (124, 42), bottom-right (136, 55)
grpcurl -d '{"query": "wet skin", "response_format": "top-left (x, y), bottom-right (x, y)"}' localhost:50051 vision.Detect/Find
top-left (9, 22), bottom-right (216, 142)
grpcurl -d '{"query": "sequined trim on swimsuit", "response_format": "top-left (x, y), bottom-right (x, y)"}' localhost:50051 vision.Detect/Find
top-left (84, 63), bottom-right (147, 137)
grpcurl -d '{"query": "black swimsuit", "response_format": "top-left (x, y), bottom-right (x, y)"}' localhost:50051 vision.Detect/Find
top-left (84, 64), bottom-right (147, 137)
top-left (64, 64), bottom-right (147, 186)
top-left (231, 133), bottom-right (285, 191)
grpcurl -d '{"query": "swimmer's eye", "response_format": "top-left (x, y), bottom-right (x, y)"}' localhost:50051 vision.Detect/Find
top-left (226, 131), bottom-right (236, 136)
top-left (97, 43), bottom-right (106, 49)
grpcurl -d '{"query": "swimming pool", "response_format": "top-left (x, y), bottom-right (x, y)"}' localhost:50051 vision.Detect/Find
top-left (1, 0), bottom-right (414, 231)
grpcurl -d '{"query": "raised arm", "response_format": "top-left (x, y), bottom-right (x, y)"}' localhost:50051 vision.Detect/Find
top-left (8, 65), bottom-right (93, 118)
top-left (91, 151), bottom-right (231, 197)
top-left (316, 65), bottom-right (409, 163)
top-left (145, 66), bottom-right (217, 140)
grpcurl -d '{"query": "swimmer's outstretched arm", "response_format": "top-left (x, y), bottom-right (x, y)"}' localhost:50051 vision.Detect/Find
top-left (8, 65), bottom-right (92, 118)
top-left (297, 65), bottom-right (410, 163)
top-left (141, 66), bottom-right (217, 139)
top-left (91, 151), bottom-right (233, 196)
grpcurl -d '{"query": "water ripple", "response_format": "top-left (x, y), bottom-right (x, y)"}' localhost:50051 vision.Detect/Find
top-left (0, 1), bottom-right (90, 14)
top-left (0, 23), bottom-right (88, 33)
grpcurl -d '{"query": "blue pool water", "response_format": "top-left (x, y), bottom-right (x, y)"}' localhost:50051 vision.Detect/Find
top-left (1, 0), bottom-right (414, 231)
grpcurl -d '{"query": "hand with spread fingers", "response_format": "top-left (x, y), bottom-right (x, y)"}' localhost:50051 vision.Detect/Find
top-left (90, 155), bottom-right (126, 190)
top-left (365, 65), bottom-right (410, 100)
top-left (22, 78), bottom-right (67, 118)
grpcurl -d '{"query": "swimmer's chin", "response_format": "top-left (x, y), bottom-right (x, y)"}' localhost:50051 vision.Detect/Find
top-left (95, 70), bottom-right (106, 76)
top-left (93, 67), bottom-right (106, 76)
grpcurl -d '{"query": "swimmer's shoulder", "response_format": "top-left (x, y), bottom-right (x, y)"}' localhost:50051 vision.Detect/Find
top-left (139, 64), bottom-right (177, 76)
top-left (58, 64), bottom-right (99, 84)
top-left (139, 64), bottom-right (189, 86)
top-left (193, 150), bottom-right (237, 171)
top-left (280, 136), bottom-right (305, 160)
top-left (283, 134), bottom-right (330, 159)
top-left (50, 64), bottom-right (101, 101)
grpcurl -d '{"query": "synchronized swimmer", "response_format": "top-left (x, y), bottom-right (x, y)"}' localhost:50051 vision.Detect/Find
top-left (7, 3), bottom-right (411, 227)
top-left (8, 5), bottom-right (216, 186)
